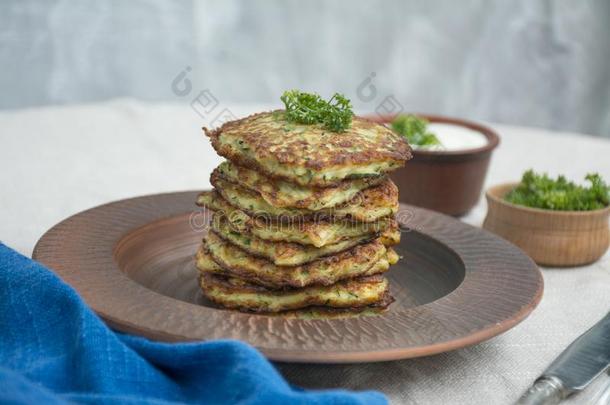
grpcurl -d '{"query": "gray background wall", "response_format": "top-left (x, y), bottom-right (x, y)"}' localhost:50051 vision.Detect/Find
top-left (2, 0), bottom-right (609, 137)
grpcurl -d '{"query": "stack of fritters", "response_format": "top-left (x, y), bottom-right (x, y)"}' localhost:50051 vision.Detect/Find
top-left (196, 111), bottom-right (411, 313)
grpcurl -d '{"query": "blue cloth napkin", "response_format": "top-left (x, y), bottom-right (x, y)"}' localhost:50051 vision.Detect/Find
top-left (0, 243), bottom-right (386, 405)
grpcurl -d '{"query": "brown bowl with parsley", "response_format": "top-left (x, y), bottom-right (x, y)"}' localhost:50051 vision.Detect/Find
top-left (369, 114), bottom-right (499, 216)
top-left (483, 171), bottom-right (610, 267)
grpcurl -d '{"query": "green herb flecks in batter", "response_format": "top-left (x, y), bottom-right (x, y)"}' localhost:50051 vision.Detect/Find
top-left (505, 170), bottom-right (609, 211)
top-left (391, 115), bottom-right (441, 147)
top-left (280, 90), bottom-right (353, 132)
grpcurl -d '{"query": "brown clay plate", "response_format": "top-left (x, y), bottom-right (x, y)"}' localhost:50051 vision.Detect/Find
top-left (32, 191), bottom-right (543, 363)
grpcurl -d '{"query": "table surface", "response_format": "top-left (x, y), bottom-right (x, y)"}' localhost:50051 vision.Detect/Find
top-left (1, 99), bottom-right (609, 405)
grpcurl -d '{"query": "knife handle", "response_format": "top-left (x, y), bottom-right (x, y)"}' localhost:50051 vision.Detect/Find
top-left (516, 376), bottom-right (567, 405)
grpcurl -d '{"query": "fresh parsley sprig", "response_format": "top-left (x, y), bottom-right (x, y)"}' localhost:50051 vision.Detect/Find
top-left (505, 170), bottom-right (610, 211)
top-left (390, 115), bottom-right (441, 147)
top-left (280, 90), bottom-right (353, 132)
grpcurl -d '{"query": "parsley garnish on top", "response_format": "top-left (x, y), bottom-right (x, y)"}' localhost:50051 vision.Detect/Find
top-left (505, 170), bottom-right (610, 211)
top-left (390, 115), bottom-right (442, 148)
top-left (280, 90), bottom-right (353, 132)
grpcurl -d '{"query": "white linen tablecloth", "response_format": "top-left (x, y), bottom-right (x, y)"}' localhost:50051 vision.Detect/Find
top-left (1, 99), bottom-right (609, 405)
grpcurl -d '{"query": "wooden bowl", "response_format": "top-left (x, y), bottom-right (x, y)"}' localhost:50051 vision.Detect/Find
top-left (368, 114), bottom-right (500, 217)
top-left (483, 183), bottom-right (610, 267)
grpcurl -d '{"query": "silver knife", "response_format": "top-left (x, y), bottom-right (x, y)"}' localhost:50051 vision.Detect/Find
top-left (516, 311), bottom-right (610, 405)
top-left (591, 371), bottom-right (610, 405)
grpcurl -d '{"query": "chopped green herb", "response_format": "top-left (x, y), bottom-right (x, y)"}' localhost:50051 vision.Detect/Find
top-left (348, 173), bottom-right (374, 179)
top-left (280, 90), bottom-right (353, 132)
top-left (282, 124), bottom-right (296, 132)
top-left (504, 170), bottom-right (609, 211)
top-left (390, 115), bottom-right (441, 147)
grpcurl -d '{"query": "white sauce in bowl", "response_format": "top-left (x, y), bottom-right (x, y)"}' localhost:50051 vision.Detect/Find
top-left (418, 123), bottom-right (489, 151)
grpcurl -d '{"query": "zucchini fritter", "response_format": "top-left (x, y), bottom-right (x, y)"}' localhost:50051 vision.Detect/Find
top-left (197, 232), bottom-right (393, 289)
top-left (211, 170), bottom-right (398, 222)
top-left (215, 160), bottom-right (385, 210)
top-left (197, 191), bottom-right (394, 247)
top-left (204, 110), bottom-right (411, 187)
top-left (211, 216), bottom-right (376, 266)
top-left (199, 273), bottom-right (392, 313)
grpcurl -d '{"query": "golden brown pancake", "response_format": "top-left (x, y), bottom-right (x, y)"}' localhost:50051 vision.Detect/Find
top-left (211, 169), bottom-right (398, 222)
top-left (214, 160), bottom-right (385, 210)
top-left (204, 110), bottom-right (411, 187)
top-left (199, 272), bottom-right (392, 313)
top-left (197, 191), bottom-right (395, 247)
top-left (197, 232), bottom-right (394, 289)
top-left (211, 215), bottom-right (377, 266)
